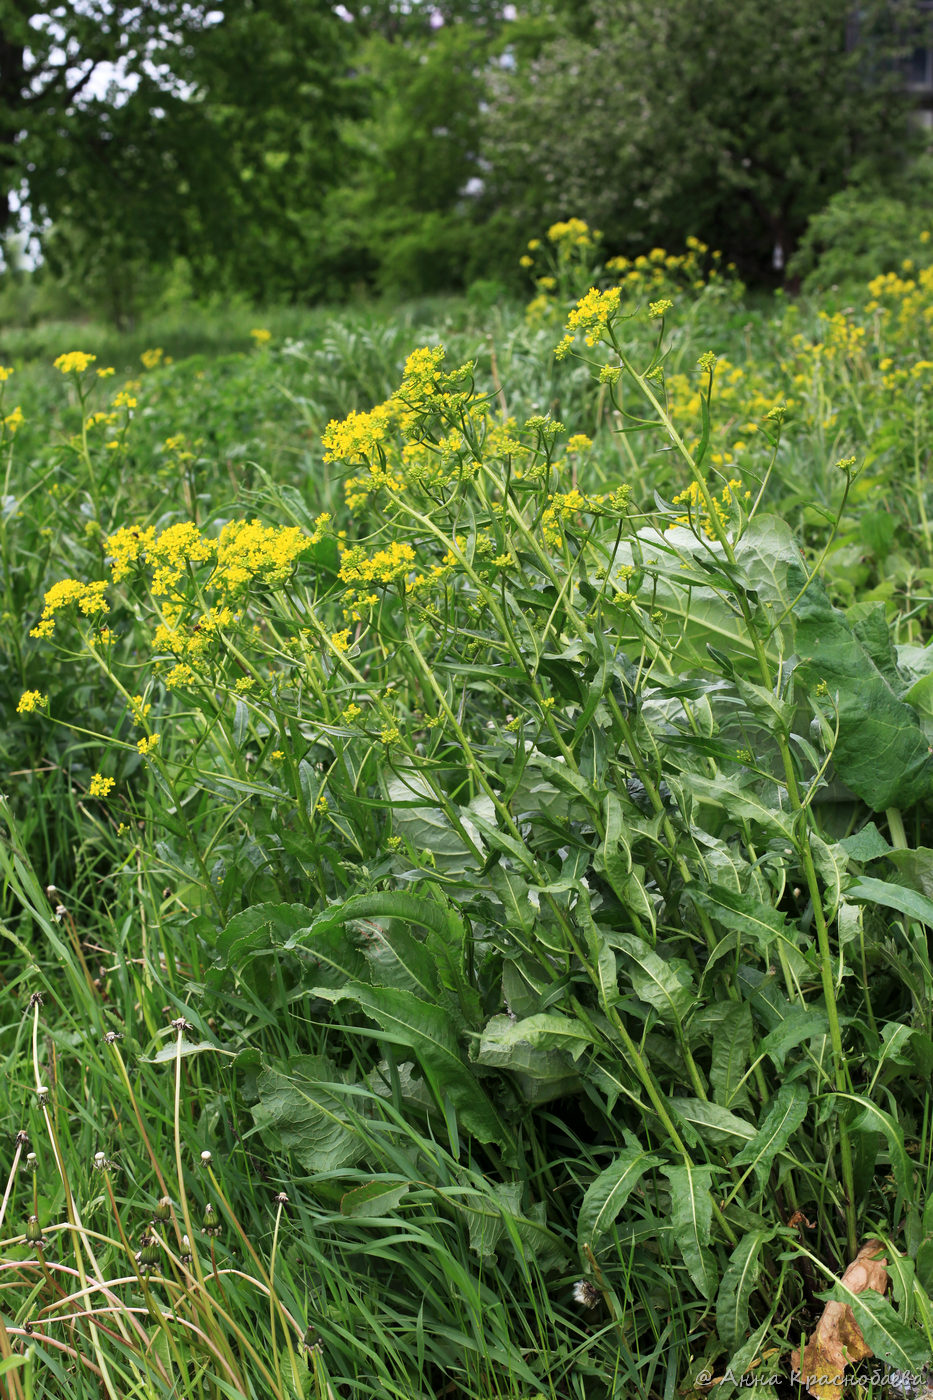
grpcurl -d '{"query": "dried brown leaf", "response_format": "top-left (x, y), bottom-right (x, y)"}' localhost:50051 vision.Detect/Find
top-left (791, 1242), bottom-right (888, 1399)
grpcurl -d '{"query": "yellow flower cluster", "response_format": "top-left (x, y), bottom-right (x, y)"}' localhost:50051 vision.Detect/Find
top-left (322, 403), bottom-right (396, 463)
top-left (0, 366), bottom-right (13, 381)
top-left (339, 540), bottom-right (416, 588)
top-left (54, 352), bottom-right (96, 374)
top-left (557, 286), bottom-right (622, 356)
top-left (89, 773), bottom-right (115, 798)
top-left (215, 519), bottom-right (311, 592)
top-left (547, 218), bottom-right (597, 250)
top-left (250, 329), bottom-right (272, 345)
top-left (31, 579), bottom-right (109, 638)
top-left (16, 690), bottom-right (47, 714)
top-left (137, 734), bottom-right (160, 755)
top-left (141, 348), bottom-right (164, 370)
top-left (4, 405), bottom-right (23, 433)
top-left (670, 478), bottom-right (750, 540)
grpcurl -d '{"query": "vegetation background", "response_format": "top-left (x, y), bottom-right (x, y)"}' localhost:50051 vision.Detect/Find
top-left (4, 3), bottom-right (933, 1399)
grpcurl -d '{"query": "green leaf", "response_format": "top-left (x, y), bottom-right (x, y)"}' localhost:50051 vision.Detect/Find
top-left (477, 1012), bottom-right (593, 1066)
top-left (823, 1283), bottom-right (930, 1370)
top-left (730, 1083), bottom-right (808, 1189)
top-left (670, 1097), bottom-right (756, 1147)
top-left (594, 791), bottom-right (633, 903)
top-left (688, 884), bottom-right (789, 956)
top-left (759, 1008), bottom-right (830, 1071)
top-left (709, 1002), bottom-right (755, 1110)
top-left (846, 877), bottom-right (933, 928)
top-left (839, 823), bottom-right (892, 863)
top-left (717, 1230), bottom-right (775, 1352)
top-left (144, 1038), bottom-right (232, 1063)
top-left (253, 1057), bottom-right (365, 1172)
top-left (663, 1163), bottom-right (719, 1299)
top-left (607, 930), bottom-right (695, 1024)
top-left (386, 772), bottom-right (481, 869)
top-left (340, 1180), bottom-right (411, 1218)
top-left (841, 1095), bottom-right (915, 1203)
top-left (578, 1147), bottom-right (663, 1256)
top-left (314, 983), bottom-right (514, 1156)
top-left (792, 568), bottom-right (933, 810)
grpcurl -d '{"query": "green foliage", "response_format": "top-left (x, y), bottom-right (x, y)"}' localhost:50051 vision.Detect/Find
top-left (789, 160), bottom-right (933, 292)
top-left (480, 0), bottom-right (921, 279)
top-left (7, 240), bottom-right (933, 1394)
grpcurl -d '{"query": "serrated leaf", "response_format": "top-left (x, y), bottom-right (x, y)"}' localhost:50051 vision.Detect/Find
top-left (578, 1148), bottom-right (663, 1256)
top-left (717, 1230), bottom-right (776, 1352)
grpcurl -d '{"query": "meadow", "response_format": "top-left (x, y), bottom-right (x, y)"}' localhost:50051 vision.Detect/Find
top-left (3, 223), bottom-right (933, 1399)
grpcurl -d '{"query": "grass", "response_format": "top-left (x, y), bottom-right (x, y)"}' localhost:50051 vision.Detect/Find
top-left (3, 224), bottom-right (933, 1398)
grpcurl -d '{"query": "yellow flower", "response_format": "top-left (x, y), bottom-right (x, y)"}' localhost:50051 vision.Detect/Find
top-left (519, 254), bottom-right (534, 269)
top-left (330, 628), bottom-right (352, 653)
top-left (96, 367), bottom-right (116, 378)
top-left (112, 390), bottom-right (137, 410)
top-left (0, 366), bottom-right (13, 381)
top-left (140, 348), bottom-right (164, 370)
top-left (648, 298), bottom-right (673, 318)
top-left (16, 690), bottom-right (47, 714)
top-left (137, 734), bottom-right (160, 755)
top-left (250, 328), bottom-right (272, 345)
top-left (4, 405), bottom-right (23, 433)
top-left (89, 773), bottom-right (115, 798)
top-left (54, 352), bottom-right (96, 374)
top-left (30, 578), bottom-right (109, 638)
top-left (128, 695), bottom-right (152, 724)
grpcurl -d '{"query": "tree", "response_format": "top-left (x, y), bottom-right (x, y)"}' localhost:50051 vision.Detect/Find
top-left (1, 0), bottom-right (357, 303)
top-left (481, 0), bottom-right (927, 278)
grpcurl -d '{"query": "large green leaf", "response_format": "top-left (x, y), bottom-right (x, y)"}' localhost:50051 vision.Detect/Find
top-left (842, 1094), bottom-right (915, 1203)
top-left (253, 1056), bottom-right (365, 1172)
top-left (717, 1229), bottom-right (776, 1352)
top-left (477, 1012), bottom-right (593, 1066)
top-left (578, 1147), bottom-right (663, 1257)
top-left (730, 1083), bottom-right (808, 1190)
top-left (313, 983), bottom-right (514, 1156)
top-left (822, 1282), bottom-right (929, 1371)
top-left (846, 877), bottom-right (933, 928)
top-left (663, 1163), bottom-right (719, 1298)
top-left (607, 930), bottom-right (695, 1024)
top-left (688, 884), bottom-right (790, 957)
top-left (670, 1097), bottom-right (756, 1147)
top-left (792, 568), bottom-right (933, 810)
top-left (708, 1002), bottom-right (755, 1110)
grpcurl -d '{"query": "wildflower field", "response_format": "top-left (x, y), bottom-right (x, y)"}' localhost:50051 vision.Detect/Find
top-left (6, 223), bottom-right (933, 1399)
